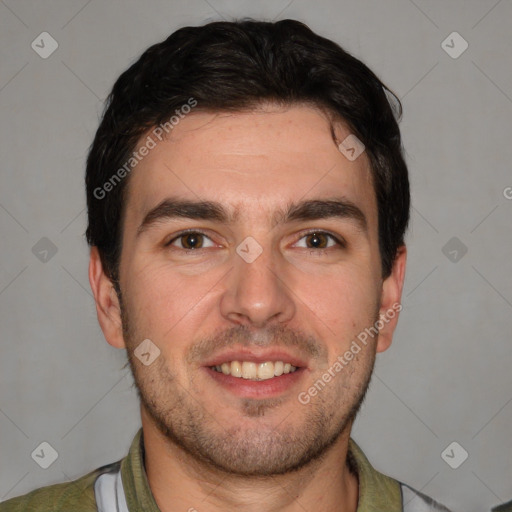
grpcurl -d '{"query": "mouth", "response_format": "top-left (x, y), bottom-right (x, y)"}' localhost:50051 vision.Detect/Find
top-left (209, 360), bottom-right (298, 381)
top-left (202, 350), bottom-right (308, 399)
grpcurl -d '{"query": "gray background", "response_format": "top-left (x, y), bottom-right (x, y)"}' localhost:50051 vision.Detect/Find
top-left (1, 1), bottom-right (511, 511)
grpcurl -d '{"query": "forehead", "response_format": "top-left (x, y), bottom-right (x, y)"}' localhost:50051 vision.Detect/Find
top-left (124, 105), bottom-right (377, 230)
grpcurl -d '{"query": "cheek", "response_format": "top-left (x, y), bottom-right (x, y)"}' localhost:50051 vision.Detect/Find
top-left (290, 263), bottom-right (379, 334)
top-left (121, 259), bottom-right (225, 344)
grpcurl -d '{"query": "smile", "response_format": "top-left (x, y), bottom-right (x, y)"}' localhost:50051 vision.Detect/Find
top-left (210, 360), bottom-right (298, 380)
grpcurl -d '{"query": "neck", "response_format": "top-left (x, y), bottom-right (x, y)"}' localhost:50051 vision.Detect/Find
top-left (141, 407), bottom-right (359, 512)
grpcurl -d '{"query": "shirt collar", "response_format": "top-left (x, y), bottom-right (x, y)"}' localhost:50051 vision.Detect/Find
top-left (348, 437), bottom-right (402, 511)
top-left (121, 428), bottom-right (160, 512)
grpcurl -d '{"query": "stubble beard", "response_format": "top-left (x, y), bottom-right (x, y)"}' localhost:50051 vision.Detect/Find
top-left (118, 290), bottom-right (377, 477)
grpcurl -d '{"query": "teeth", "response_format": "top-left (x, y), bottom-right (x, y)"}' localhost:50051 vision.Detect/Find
top-left (242, 361), bottom-right (257, 379)
top-left (211, 360), bottom-right (299, 380)
top-left (230, 361), bottom-right (242, 378)
top-left (258, 361), bottom-right (274, 379)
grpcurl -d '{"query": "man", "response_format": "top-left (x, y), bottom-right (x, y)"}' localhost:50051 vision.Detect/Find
top-left (0, 19), bottom-right (451, 512)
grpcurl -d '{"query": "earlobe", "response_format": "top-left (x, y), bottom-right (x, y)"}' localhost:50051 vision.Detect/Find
top-left (376, 245), bottom-right (407, 353)
top-left (88, 247), bottom-right (126, 349)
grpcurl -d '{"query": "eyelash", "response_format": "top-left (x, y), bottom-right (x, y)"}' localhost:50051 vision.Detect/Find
top-left (165, 229), bottom-right (346, 253)
top-left (296, 230), bottom-right (346, 252)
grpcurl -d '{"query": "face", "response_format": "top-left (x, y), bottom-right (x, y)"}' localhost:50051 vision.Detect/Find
top-left (92, 104), bottom-right (405, 477)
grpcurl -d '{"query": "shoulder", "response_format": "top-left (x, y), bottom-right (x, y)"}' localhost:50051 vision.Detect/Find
top-left (400, 483), bottom-right (451, 512)
top-left (492, 500), bottom-right (512, 512)
top-left (0, 461), bottom-right (121, 512)
top-left (348, 438), bottom-right (452, 512)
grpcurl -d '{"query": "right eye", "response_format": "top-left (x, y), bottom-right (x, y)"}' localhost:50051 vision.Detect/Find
top-left (166, 231), bottom-right (216, 250)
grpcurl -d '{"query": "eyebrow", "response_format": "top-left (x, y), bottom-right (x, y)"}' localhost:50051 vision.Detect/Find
top-left (136, 196), bottom-right (368, 236)
top-left (137, 198), bottom-right (231, 237)
top-left (283, 198), bottom-right (367, 232)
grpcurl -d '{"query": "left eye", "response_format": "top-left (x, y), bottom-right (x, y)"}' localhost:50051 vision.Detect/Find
top-left (294, 232), bottom-right (342, 250)
top-left (168, 232), bottom-right (216, 250)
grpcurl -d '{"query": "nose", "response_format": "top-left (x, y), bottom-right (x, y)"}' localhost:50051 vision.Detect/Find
top-left (219, 240), bottom-right (296, 328)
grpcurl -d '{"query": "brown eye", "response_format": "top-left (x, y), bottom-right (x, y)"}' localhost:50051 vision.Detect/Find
top-left (168, 231), bottom-right (215, 250)
top-left (305, 232), bottom-right (329, 249)
top-left (180, 233), bottom-right (203, 249)
top-left (294, 231), bottom-right (344, 251)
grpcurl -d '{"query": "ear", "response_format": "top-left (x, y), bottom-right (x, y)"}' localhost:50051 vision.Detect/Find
top-left (88, 246), bottom-right (126, 349)
top-left (376, 245), bottom-right (407, 353)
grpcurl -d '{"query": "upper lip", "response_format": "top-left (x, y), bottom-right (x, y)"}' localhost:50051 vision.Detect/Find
top-left (202, 347), bottom-right (309, 369)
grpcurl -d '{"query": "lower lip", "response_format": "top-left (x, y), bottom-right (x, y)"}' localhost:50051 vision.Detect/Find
top-left (203, 367), bottom-right (306, 399)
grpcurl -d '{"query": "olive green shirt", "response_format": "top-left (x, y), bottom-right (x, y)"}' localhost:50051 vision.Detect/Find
top-left (493, 501), bottom-right (512, 512)
top-left (0, 428), bottom-right (450, 511)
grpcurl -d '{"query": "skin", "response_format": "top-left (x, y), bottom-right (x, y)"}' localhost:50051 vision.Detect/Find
top-left (89, 104), bottom-right (407, 512)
